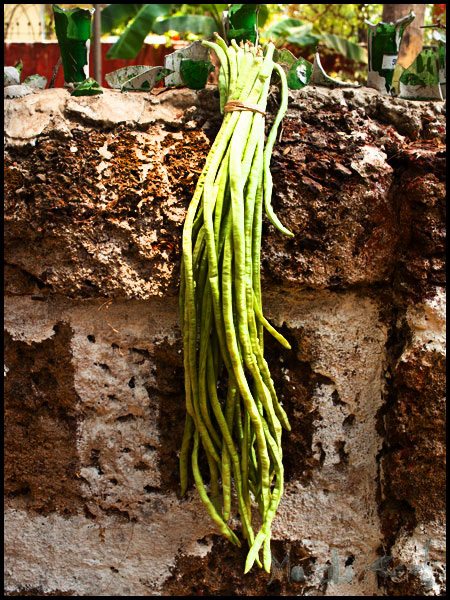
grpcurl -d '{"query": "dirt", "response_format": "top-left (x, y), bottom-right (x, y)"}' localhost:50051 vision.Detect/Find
top-left (4, 322), bottom-right (83, 515)
top-left (164, 536), bottom-right (316, 596)
top-left (382, 346), bottom-right (446, 523)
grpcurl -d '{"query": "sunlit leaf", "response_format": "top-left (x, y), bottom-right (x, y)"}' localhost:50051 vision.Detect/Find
top-left (320, 33), bottom-right (368, 64)
top-left (185, 4), bottom-right (229, 12)
top-left (257, 4), bottom-right (269, 28)
top-left (184, 4), bottom-right (228, 31)
top-left (265, 17), bottom-right (305, 39)
top-left (106, 4), bottom-right (175, 60)
top-left (100, 4), bottom-right (143, 35)
top-left (285, 24), bottom-right (319, 48)
top-left (153, 15), bottom-right (217, 37)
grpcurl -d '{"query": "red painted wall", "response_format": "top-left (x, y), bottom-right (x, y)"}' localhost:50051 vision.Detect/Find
top-left (4, 42), bottom-right (174, 88)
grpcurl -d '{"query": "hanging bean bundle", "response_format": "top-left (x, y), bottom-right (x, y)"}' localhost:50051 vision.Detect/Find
top-left (179, 35), bottom-right (293, 574)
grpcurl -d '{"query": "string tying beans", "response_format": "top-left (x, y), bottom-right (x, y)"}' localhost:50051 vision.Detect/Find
top-left (179, 34), bottom-right (293, 574)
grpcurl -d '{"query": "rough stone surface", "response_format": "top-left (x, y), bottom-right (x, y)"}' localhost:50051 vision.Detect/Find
top-left (4, 86), bottom-right (445, 596)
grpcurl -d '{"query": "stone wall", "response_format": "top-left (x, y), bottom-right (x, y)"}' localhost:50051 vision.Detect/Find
top-left (4, 85), bottom-right (446, 596)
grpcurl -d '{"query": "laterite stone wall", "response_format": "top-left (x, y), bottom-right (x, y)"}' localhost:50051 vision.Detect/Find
top-left (4, 86), bottom-right (446, 596)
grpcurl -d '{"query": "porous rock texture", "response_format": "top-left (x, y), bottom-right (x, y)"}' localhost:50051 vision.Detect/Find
top-left (4, 85), bottom-right (446, 596)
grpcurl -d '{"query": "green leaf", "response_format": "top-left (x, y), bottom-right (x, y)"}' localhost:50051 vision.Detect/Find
top-left (100, 4), bottom-right (143, 35)
top-left (186, 4), bottom-right (229, 16)
top-left (279, 23), bottom-right (318, 48)
top-left (320, 33), bottom-right (367, 64)
top-left (152, 15), bottom-right (217, 37)
top-left (184, 4), bottom-right (228, 33)
top-left (14, 59), bottom-right (23, 76)
top-left (106, 4), bottom-right (175, 60)
top-left (286, 34), bottom-right (320, 47)
top-left (265, 17), bottom-right (305, 39)
top-left (71, 78), bottom-right (103, 96)
top-left (265, 19), bottom-right (319, 47)
top-left (265, 17), bottom-right (368, 63)
top-left (257, 4), bottom-right (269, 28)
top-left (185, 4), bottom-right (228, 13)
top-left (285, 25), bottom-right (319, 48)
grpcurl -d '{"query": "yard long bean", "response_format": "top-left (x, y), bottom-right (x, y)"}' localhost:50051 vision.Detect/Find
top-left (180, 36), bottom-right (292, 573)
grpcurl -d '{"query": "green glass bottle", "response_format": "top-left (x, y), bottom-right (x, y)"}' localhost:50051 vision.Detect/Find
top-left (399, 49), bottom-right (443, 100)
top-left (286, 57), bottom-right (312, 90)
top-left (433, 30), bottom-right (446, 99)
top-left (180, 59), bottom-right (215, 90)
top-left (366, 11), bottom-right (415, 95)
top-left (53, 4), bottom-right (94, 85)
top-left (227, 4), bottom-right (258, 45)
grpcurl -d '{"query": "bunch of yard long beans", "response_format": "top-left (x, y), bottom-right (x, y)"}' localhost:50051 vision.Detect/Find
top-left (179, 34), bottom-right (293, 574)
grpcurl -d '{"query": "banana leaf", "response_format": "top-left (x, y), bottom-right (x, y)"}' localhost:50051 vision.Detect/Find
top-left (265, 17), bottom-right (367, 64)
top-left (152, 15), bottom-right (217, 37)
top-left (284, 23), bottom-right (319, 48)
top-left (185, 4), bottom-right (229, 19)
top-left (184, 4), bottom-right (228, 38)
top-left (106, 4), bottom-right (175, 60)
top-left (266, 20), bottom-right (320, 48)
top-left (320, 33), bottom-right (367, 64)
top-left (257, 4), bottom-right (269, 28)
top-left (101, 4), bottom-right (143, 35)
top-left (265, 17), bottom-right (306, 39)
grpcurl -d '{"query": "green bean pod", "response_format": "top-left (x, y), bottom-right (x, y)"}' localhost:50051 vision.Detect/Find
top-left (180, 36), bottom-right (292, 574)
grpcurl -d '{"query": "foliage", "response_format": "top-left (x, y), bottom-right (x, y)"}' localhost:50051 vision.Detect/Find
top-left (102, 4), bottom-right (383, 61)
top-left (264, 17), bottom-right (367, 63)
top-left (321, 32), bottom-right (367, 63)
top-left (103, 4), bottom-right (228, 59)
top-left (424, 4), bottom-right (446, 44)
top-left (105, 4), bottom-right (176, 59)
top-left (261, 4), bottom-right (385, 81)
top-left (264, 4), bottom-right (383, 41)
top-left (101, 4), bottom-right (445, 76)
top-left (101, 4), bottom-right (144, 36)
top-left (152, 15), bottom-right (217, 38)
